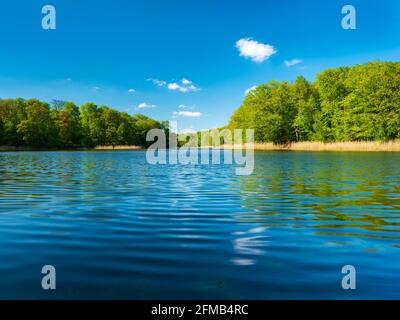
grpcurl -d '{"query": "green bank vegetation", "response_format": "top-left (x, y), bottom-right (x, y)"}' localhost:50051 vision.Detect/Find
top-left (0, 99), bottom-right (167, 148)
top-left (2, 61), bottom-right (400, 150)
top-left (228, 61), bottom-right (400, 144)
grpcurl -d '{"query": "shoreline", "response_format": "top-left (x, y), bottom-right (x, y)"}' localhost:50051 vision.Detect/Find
top-left (220, 141), bottom-right (400, 152)
top-left (0, 145), bottom-right (144, 152)
top-left (2, 141), bottom-right (400, 152)
top-left (94, 145), bottom-right (143, 150)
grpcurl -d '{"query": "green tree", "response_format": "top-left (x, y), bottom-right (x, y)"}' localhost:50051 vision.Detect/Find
top-left (131, 114), bottom-right (162, 147)
top-left (292, 76), bottom-right (320, 141)
top-left (17, 99), bottom-right (55, 147)
top-left (229, 81), bottom-right (298, 144)
top-left (80, 102), bottom-right (105, 146)
top-left (0, 118), bottom-right (4, 145)
top-left (102, 107), bottom-right (120, 146)
top-left (314, 67), bottom-right (349, 141)
top-left (0, 98), bottom-right (27, 146)
top-left (228, 61), bottom-right (400, 143)
top-left (52, 101), bottom-right (82, 147)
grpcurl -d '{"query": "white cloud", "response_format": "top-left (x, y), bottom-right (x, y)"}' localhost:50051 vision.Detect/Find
top-left (245, 85), bottom-right (257, 95)
top-left (173, 111), bottom-right (202, 117)
top-left (149, 77), bottom-right (200, 93)
top-left (181, 78), bottom-right (192, 85)
top-left (284, 59), bottom-right (302, 67)
top-left (236, 38), bottom-right (277, 63)
top-left (188, 84), bottom-right (199, 91)
top-left (128, 88), bottom-right (136, 93)
top-left (178, 104), bottom-right (195, 109)
top-left (168, 82), bottom-right (180, 90)
top-left (168, 81), bottom-right (200, 93)
top-left (137, 102), bottom-right (156, 109)
top-left (91, 86), bottom-right (100, 92)
top-left (147, 78), bottom-right (167, 87)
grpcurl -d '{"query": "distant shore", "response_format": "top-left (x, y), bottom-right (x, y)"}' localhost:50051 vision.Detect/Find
top-left (220, 141), bottom-right (400, 152)
top-left (0, 145), bottom-right (144, 151)
top-left (2, 141), bottom-right (400, 152)
top-left (94, 145), bottom-right (143, 150)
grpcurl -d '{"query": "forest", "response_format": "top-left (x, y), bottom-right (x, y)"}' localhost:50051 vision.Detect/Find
top-left (2, 61), bottom-right (400, 149)
top-left (228, 61), bottom-right (400, 144)
top-left (0, 99), bottom-right (166, 148)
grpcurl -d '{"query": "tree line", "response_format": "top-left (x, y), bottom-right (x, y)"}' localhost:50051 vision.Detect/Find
top-left (0, 99), bottom-right (167, 148)
top-left (228, 61), bottom-right (400, 144)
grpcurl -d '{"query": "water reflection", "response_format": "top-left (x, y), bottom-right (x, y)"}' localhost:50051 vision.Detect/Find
top-left (236, 152), bottom-right (400, 242)
top-left (231, 227), bottom-right (269, 266)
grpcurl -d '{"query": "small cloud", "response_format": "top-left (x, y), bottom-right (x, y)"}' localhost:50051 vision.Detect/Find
top-left (236, 38), bottom-right (277, 63)
top-left (245, 85), bottom-right (257, 95)
top-left (284, 59), bottom-right (302, 67)
top-left (147, 78), bottom-right (167, 87)
top-left (168, 82), bottom-right (180, 90)
top-left (137, 102), bottom-right (157, 109)
top-left (149, 77), bottom-right (200, 93)
top-left (181, 78), bottom-right (192, 85)
top-left (168, 81), bottom-right (200, 93)
top-left (178, 104), bottom-right (195, 110)
top-left (91, 86), bottom-right (100, 92)
top-left (128, 88), bottom-right (136, 93)
top-left (188, 84), bottom-right (200, 91)
top-left (173, 111), bottom-right (202, 117)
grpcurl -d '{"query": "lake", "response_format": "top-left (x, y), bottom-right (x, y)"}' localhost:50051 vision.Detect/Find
top-left (0, 150), bottom-right (399, 299)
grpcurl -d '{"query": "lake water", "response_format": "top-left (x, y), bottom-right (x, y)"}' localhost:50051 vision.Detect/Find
top-left (0, 150), bottom-right (399, 299)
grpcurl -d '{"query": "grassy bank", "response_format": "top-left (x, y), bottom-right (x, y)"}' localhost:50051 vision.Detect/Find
top-left (220, 141), bottom-right (400, 152)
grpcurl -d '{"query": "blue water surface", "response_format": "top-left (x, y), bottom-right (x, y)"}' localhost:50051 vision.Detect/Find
top-left (0, 150), bottom-right (399, 299)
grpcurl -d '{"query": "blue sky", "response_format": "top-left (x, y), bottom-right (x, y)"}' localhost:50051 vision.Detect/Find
top-left (0, 0), bottom-right (399, 131)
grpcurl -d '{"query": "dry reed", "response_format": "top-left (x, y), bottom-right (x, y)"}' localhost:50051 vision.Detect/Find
top-left (220, 141), bottom-right (400, 152)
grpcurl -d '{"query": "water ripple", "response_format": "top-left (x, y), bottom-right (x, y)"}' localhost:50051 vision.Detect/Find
top-left (0, 151), bottom-right (400, 299)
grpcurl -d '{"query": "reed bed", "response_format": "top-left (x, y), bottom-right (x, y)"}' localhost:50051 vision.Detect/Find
top-left (94, 145), bottom-right (143, 150)
top-left (220, 141), bottom-right (400, 152)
